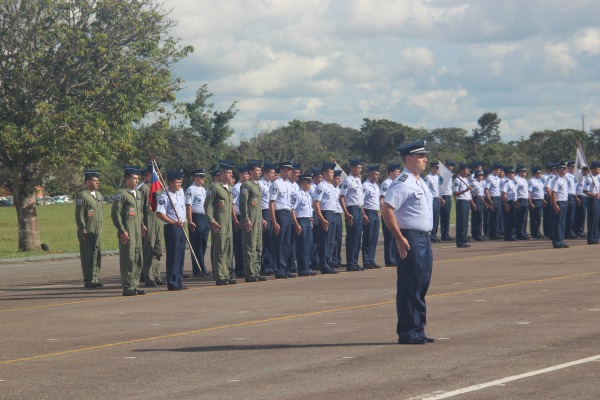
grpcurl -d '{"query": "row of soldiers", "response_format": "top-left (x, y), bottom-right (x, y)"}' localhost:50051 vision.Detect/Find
top-left (423, 160), bottom-right (600, 249)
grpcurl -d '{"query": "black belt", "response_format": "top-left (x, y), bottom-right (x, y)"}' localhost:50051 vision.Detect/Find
top-left (192, 212), bottom-right (205, 215)
top-left (401, 229), bottom-right (431, 237)
top-left (275, 209), bottom-right (292, 213)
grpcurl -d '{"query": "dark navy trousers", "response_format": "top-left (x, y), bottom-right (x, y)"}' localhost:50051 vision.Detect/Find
top-left (586, 198), bottom-right (599, 244)
top-left (333, 213), bottom-right (343, 267)
top-left (295, 217), bottom-right (313, 275)
top-left (273, 209), bottom-right (292, 276)
top-left (530, 199), bottom-right (544, 238)
top-left (381, 218), bottom-right (397, 267)
top-left (261, 209), bottom-right (274, 275)
top-left (552, 201), bottom-right (567, 247)
top-left (565, 194), bottom-right (577, 237)
top-left (503, 200), bottom-right (516, 240)
top-left (516, 199), bottom-right (528, 239)
top-left (362, 209), bottom-right (380, 266)
top-left (431, 197), bottom-right (441, 241)
top-left (455, 199), bottom-right (469, 246)
top-left (164, 224), bottom-right (185, 290)
top-left (396, 230), bottom-right (433, 342)
top-left (574, 196), bottom-right (586, 236)
top-left (318, 210), bottom-right (336, 273)
top-left (345, 205), bottom-right (363, 268)
top-left (471, 197), bottom-right (484, 239)
top-left (440, 195), bottom-right (452, 240)
top-left (489, 196), bottom-right (502, 238)
top-left (189, 213), bottom-right (209, 275)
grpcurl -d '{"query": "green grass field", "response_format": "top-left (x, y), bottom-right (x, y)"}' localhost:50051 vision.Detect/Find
top-left (0, 203), bottom-right (119, 259)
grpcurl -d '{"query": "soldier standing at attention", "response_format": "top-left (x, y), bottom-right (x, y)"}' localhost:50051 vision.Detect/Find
top-left (453, 163), bottom-right (474, 248)
top-left (206, 161), bottom-right (237, 286)
top-left (76, 170), bottom-right (104, 288)
top-left (381, 163), bottom-right (402, 267)
top-left (185, 169), bottom-right (210, 277)
top-left (332, 169), bottom-right (344, 269)
top-left (362, 165), bottom-right (381, 268)
top-left (501, 166), bottom-right (518, 241)
top-left (259, 163), bottom-right (275, 276)
top-left (112, 166), bottom-right (147, 296)
top-left (232, 165), bottom-right (249, 279)
top-left (514, 164), bottom-right (530, 240)
top-left (440, 160), bottom-right (455, 241)
top-left (528, 166), bottom-right (546, 239)
top-left (313, 160), bottom-right (339, 275)
top-left (240, 161), bottom-right (267, 282)
top-left (270, 161), bottom-right (296, 279)
top-left (381, 140), bottom-right (434, 345)
top-left (424, 162), bottom-right (442, 243)
top-left (139, 164), bottom-right (165, 287)
top-left (485, 163), bottom-right (503, 240)
top-left (583, 161), bottom-right (600, 245)
top-left (292, 173), bottom-right (317, 276)
top-left (156, 169), bottom-right (188, 291)
top-left (310, 167), bottom-right (323, 271)
top-left (551, 162), bottom-right (570, 248)
top-left (470, 170), bottom-right (486, 241)
top-left (339, 158), bottom-right (366, 271)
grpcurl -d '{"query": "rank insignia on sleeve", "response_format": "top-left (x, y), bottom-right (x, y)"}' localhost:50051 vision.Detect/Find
top-left (343, 184), bottom-right (348, 189)
top-left (241, 188), bottom-right (248, 195)
top-left (159, 199), bottom-right (165, 205)
top-left (454, 182), bottom-right (459, 187)
top-left (186, 192), bottom-right (192, 197)
top-left (317, 189), bottom-right (322, 194)
top-left (271, 188), bottom-right (278, 195)
top-left (399, 174), bottom-right (408, 182)
top-left (382, 187), bottom-right (387, 192)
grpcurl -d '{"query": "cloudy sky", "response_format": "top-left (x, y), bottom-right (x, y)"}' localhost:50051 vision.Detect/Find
top-left (164, 0), bottom-right (600, 142)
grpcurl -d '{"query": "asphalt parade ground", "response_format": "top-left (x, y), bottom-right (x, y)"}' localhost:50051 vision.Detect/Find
top-left (1, 236), bottom-right (599, 400)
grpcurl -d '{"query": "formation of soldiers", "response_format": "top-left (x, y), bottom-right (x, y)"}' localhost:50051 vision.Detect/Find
top-left (75, 157), bottom-right (600, 294)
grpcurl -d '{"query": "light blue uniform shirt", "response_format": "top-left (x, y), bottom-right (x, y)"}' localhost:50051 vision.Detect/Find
top-left (313, 181), bottom-right (337, 211)
top-left (583, 175), bottom-right (600, 195)
top-left (232, 181), bottom-right (242, 215)
top-left (502, 179), bottom-right (517, 201)
top-left (270, 177), bottom-right (293, 210)
top-left (453, 177), bottom-right (472, 200)
top-left (363, 180), bottom-right (380, 210)
top-left (380, 178), bottom-right (394, 198)
top-left (292, 189), bottom-right (313, 218)
top-left (259, 177), bottom-right (271, 210)
top-left (528, 177), bottom-right (545, 200)
top-left (485, 174), bottom-right (501, 197)
top-left (470, 179), bottom-right (485, 197)
top-left (185, 184), bottom-right (206, 214)
top-left (156, 188), bottom-right (187, 223)
top-left (384, 169), bottom-right (433, 232)
top-left (424, 173), bottom-right (441, 198)
top-left (552, 176), bottom-right (569, 201)
top-left (565, 172), bottom-right (577, 195)
top-left (514, 176), bottom-right (529, 199)
top-left (333, 186), bottom-right (343, 213)
top-left (339, 174), bottom-right (364, 207)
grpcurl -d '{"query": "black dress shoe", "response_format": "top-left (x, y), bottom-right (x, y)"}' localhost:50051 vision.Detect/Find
top-left (398, 338), bottom-right (427, 345)
top-left (228, 279), bottom-right (238, 284)
top-left (245, 276), bottom-right (258, 283)
top-left (94, 282), bottom-right (104, 288)
top-left (286, 273), bottom-right (297, 278)
top-left (321, 270), bottom-right (338, 274)
top-left (561, 244), bottom-right (570, 248)
top-left (424, 337), bottom-right (436, 343)
top-left (181, 285), bottom-right (188, 290)
top-left (182, 274), bottom-right (190, 278)
top-left (84, 283), bottom-right (97, 288)
top-left (474, 237), bottom-right (486, 241)
top-left (135, 289), bottom-right (146, 295)
top-left (457, 244), bottom-right (471, 248)
top-left (257, 276), bottom-right (268, 281)
top-left (144, 280), bottom-right (157, 287)
top-left (122, 289), bottom-right (137, 296)
top-left (363, 264), bottom-right (375, 269)
top-left (275, 274), bottom-right (288, 279)
top-left (154, 278), bottom-right (166, 285)
top-left (309, 271), bottom-right (318, 276)
top-left (346, 266), bottom-right (360, 272)
top-left (216, 280), bottom-right (229, 286)
top-left (372, 264), bottom-right (382, 268)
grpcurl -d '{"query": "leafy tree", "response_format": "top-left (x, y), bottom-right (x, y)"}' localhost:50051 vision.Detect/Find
top-left (0, 0), bottom-right (192, 251)
top-left (470, 112), bottom-right (502, 145)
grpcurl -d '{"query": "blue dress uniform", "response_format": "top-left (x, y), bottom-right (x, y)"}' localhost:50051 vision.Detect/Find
top-left (362, 166), bottom-right (381, 267)
top-left (551, 163), bottom-right (569, 248)
top-left (440, 160), bottom-right (454, 241)
top-left (310, 167), bottom-right (322, 271)
top-left (565, 162), bottom-right (578, 238)
top-left (453, 166), bottom-right (472, 247)
top-left (469, 171), bottom-right (485, 240)
top-left (156, 170), bottom-right (187, 291)
top-left (313, 161), bottom-right (339, 274)
top-left (501, 167), bottom-right (518, 241)
top-left (583, 163), bottom-right (600, 244)
top-left (544, 168), bottom-right (558, 239)
top-left (332, 170), bottom-right (344, 268)
top-left (382, 140), bottom-right (434, 344)
top-left (424, 163), bottom-right (441, 243)
top-left (514, 165), bottom-right (530, 240)
top-left (270, 161), bottom-right (295, 278)
top-left (340, 159), bottom-right (365, 270)
top-left (574, 169), bottom-right (588, 237)
top-left (380, 163), bottom-right (401, 267)
top-left (485, 164), bottom-right (503, 239)
top-left (185, 169), bottom-right (209, 276)
top-left (292, 174), bottom-right (315, 276)
top-left (259, 165), bottom-right (275, 275)
top-left (528, 167), bottom-right (546, 239)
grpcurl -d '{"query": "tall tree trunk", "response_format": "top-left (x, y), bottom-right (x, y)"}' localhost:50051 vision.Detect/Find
top-left (13, 164), bottom-right (41, 251)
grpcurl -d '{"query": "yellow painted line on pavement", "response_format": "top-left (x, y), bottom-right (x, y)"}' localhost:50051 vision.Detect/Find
top-left (1, 270), bottom-right (598, 366)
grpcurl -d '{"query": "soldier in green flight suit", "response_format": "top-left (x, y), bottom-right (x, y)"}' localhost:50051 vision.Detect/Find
top-left (139, 163), bottom-right (165, 287)
top-left (205, 160), bottom-right (237, 286)
top-left (75, 170), bottom-right (104, 288)
top-left (112, 166), bottom-right (147, 296)
top-left (240, 160), bottom-right (267, 282)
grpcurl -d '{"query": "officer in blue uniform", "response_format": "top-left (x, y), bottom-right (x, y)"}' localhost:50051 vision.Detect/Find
top-left (156, 169), bottom-right (188, 291)
top-left (362, 165), bottom-right (381, 268)
top-left (485, 162), bottom-right (503, 239)
top-left (185, 169), bottom-right (210, 277)
top-left (259, 162), bottom-right (276, 275)
top-left (583, 161), bottom-right (600, 244)
top-left (453, 163), bottom-right (474, 248)
top-left (310, 167), bottom-right (323, 270)
top-left (440, 160), bottom-right (455, 241)
top-left (528, 166), bottom-right (546, 239)
top-left (424, 162), bottom-right (441, 243)
top-left (551, 162), bottom-right (569, 248)
top-left (514, 164), bottom-right (530, 240)
top-left (339, 158), bottom-right (366, 271)
top-left (270, 161), bottom-right (296, 279)
top-left (381, 140), bottom-right (434, 345)
top-left (332, 169), bottom-right (344, 269)
top-left (313, 160), bottom-right (340, 275)
top-left (469, 170), bottom-right (486, 241)
top-left (292, 173), bottom-right (316, 276)
top-left (501, 166), bottom-right (518, 241)
top-left (380, 163), bottom-right (402, 266)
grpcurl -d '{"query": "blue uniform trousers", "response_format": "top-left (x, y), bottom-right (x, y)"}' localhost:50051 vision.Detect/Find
top-left (332, 213), bottom-right (343, 267)
top-left (543, 195), bottom-right (551, 237)
top-left (565, 194), bottom-right (577, 238)
top-left (345, 205), bottom-right (363, 268)
top-left (381, 218), bottom-right (397, 266)
top-left (586, 198), bottom-right (599, 244)
top-left (431, 197), bottom-right (441, 241)
top-left (189, 213), bottom-right (209, 275)
top-left (233, 215), bottom-right (243, 278)
top-left (273, 210), bottom-right (292, 276)
top-left (503, 200), bottom-right (516, 241)
top-left (261, 210), bottom-right (274, 275)
top-left (164, 224), bottom-right (186, 290)
top-left (552, 201), bottom-right (567, 247)
top-left (311, 212), bottom-right (320, 270)
top-left (483, 203), bottom-right (489, 236)
top-left (455, 199), bottom-right (470, 246)
top-left (318, 210), bottom-right (336, 273)
top-left (574, 196), bottom-right (586, 236)
top-left (516, 199), bottom-right (529, 239)
top-left (489, 196), bottom-right (502, 238)
top-left (396, 230), bottom-right (433, 342)
top-left (440, 195), bottom-right (452, 240)
top-left (295, 217), bottom-right (313, 276)
top-left (362, 209), bottom-right (380, 266)
top-left (530, 199), bottom-right (544, 238)
top-left (471, 197), bottom-right (484, 239)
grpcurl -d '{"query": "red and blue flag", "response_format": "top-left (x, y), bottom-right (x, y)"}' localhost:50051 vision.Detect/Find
top-left (149, 163), bottom-right (163, 211)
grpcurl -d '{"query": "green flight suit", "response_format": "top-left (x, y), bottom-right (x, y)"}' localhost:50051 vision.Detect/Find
top-left (205, 182), bottom-right (233, 281)
top-left (139, 183), bottom-right (163, 282)
top-left (75, 190), bottom-right (103, 285)
top-left (111, 189), bottom-right (144, 291)
top-left (240, 180), bottom-right (262, 278)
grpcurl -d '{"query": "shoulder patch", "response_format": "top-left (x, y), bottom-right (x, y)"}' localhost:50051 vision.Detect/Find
top-left (116, 193), bottom-right (122, 200)
top-left (241, 188), bottom-right (248, 194)
top-left (207, 190), bottom-right (212, 196)
top-left (399, 174), bottom-right (408, 182)
top-left (159, 199), bottom-right (165, 205)
top-left (186, 192), bottom-right (192, 197)
top-left (76, 198), bottom-right (82, 205)
top-left (342, 184), bottom-right (348, 189)
top-left (317, 189), bottom-right (322, 194)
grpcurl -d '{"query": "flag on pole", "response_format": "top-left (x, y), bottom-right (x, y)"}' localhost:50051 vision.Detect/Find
top-left (149, 163), bottom-right (163, 211)
top-left (575, 143), bottom-right (587, 183)
top-left (438, 160), bottom-right (454, 195)
top-left (334, 162), bottom-right (348, 182)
